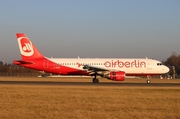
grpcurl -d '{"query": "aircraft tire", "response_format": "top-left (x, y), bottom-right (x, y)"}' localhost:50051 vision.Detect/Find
top-left (93, 78), bottom-right (99, 83)
top-left (146, 80), bottom-right (151, 84)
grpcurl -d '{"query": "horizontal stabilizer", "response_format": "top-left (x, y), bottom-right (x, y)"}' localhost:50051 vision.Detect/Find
top-left (13, 60), bottom-right (33, 65)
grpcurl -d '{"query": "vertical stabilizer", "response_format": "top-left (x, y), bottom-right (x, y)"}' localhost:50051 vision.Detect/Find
top-left (16, 33), bottom-right (44, 60)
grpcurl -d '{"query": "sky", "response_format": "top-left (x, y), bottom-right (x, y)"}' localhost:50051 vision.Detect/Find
top-left (0, 0), bottom-right (180, 63)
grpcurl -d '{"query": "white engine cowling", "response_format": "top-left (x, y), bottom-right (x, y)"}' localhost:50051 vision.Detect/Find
top-left (108, 71), bottom-right (125, 81)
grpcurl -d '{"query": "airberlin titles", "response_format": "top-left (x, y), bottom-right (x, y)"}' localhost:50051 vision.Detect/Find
top-left (104, 60), bottom-right (146, 68)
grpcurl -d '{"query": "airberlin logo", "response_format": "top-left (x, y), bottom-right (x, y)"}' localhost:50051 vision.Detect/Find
top-left (104, 60), bottom-right (146, 68)
top-left (18, 37), bottom-right (34, 56)
top-left (77, 63), bottom-right (82, 67)
top-left (22, 43), bottom-right (32, 52)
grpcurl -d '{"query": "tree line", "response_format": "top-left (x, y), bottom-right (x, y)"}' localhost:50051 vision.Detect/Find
top-left (163, 53), bottom-right (180, 76)
top-left (0, 63), bottom-right (42, 76)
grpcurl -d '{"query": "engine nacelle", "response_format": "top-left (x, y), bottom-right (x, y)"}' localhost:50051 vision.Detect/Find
top-left (108, 71), bottom-right (125, 81)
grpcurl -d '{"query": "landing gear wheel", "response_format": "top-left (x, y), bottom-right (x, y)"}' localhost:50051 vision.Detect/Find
top-left (146, 80), bottom-right (151, 84)
top-left (93, 78), bottom-right (99, 83)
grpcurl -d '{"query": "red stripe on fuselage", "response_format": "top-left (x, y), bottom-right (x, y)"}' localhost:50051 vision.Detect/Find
top-left (15, 58), bottom-right (90, 75)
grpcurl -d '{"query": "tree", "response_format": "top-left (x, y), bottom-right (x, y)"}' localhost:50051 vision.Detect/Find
top-left (163, 52), bottom-right (180, 75)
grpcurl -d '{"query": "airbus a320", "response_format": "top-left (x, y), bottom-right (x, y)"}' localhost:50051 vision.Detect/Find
top-left (13, 33), bottom-right (169, 84)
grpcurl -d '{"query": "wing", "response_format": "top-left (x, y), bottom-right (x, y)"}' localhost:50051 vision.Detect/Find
top-left (82, 64), bottom-right (115, 76)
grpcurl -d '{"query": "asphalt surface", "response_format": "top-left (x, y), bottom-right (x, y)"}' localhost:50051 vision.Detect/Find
top-left (0, 80), bottom-right (180, 87)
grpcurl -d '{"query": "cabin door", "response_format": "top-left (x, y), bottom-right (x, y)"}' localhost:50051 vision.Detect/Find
top-left (43, 59), bottom-right (49, 69)
top-left (147, 60), bottom-right (152, 70)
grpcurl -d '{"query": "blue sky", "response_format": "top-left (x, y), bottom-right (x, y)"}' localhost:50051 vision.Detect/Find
top-left (0, 0), bottom-right (180, 63)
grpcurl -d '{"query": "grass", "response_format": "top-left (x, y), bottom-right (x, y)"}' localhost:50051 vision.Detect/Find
top-left (0, 77), bottom-right (180, 119)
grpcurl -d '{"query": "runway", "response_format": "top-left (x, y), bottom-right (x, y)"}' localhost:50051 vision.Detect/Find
top-left (0, 80), bottom-right (180, 87)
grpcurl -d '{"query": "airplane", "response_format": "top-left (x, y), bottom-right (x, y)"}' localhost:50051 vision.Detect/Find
top-left (13, 33), bottom-right (169, 84)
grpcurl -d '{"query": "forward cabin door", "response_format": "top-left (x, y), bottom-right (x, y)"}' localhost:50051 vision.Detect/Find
top-left (147, 60), bottom-right (152, 70)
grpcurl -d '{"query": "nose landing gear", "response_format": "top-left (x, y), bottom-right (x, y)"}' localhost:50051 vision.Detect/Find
top-left (146, 76), bottom-right (151, 84)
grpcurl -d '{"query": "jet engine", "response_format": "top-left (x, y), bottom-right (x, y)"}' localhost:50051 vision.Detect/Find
top-left (107, 71), bottom-right (125, 81)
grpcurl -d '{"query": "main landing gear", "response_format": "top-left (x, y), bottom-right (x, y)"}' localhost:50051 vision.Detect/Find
top-left (146, 76), bottom-right (151, 84)
top-left (92, 75), bottom-right (99, 83)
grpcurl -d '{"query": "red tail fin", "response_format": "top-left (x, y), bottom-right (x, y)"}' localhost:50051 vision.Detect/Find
top-left (16, 33), bottom-right (44, 60)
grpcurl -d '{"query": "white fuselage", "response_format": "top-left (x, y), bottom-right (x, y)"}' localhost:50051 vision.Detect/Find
top-left (48, 58), bottom-right (169, 75)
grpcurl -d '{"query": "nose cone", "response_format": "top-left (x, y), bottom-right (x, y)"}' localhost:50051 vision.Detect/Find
top-left (163, 66), bottom-right (170, 73)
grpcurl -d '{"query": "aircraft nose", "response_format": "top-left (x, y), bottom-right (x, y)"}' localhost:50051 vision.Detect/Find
top-left (164, 66), bottom-right (170, 73)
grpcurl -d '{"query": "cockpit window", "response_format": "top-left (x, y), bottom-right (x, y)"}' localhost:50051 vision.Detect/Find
top-left (157, 63), bottom-right (162, 66)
